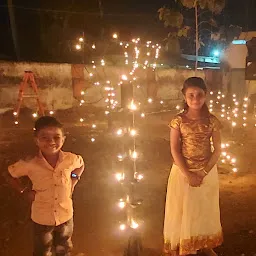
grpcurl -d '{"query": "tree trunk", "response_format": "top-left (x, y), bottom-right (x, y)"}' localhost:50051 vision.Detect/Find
top-left (7, 0), bottom-right (20, 60)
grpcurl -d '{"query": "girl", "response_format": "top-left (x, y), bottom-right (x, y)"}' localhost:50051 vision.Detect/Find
top-left (164, 77), bottom-right (223, 256)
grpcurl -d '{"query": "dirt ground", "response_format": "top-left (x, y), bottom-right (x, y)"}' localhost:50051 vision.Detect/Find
top-left (0, 108), bottom-right (256, 256)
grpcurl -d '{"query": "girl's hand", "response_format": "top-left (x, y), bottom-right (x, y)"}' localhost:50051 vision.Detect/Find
top-left (186, 172), bottom-right (203, 187)
top-left (197, 170), bottom-right (207, 178)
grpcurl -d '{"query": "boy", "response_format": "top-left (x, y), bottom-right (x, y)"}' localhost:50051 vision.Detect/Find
top-left (4, 116), bottom-right (84, 256)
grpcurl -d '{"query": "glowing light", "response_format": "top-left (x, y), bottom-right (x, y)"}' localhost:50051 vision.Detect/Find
top-left (116, 129), bottom-right (123, 136)
top-left (118, 200), bottom-right (126, 209)
top-left (131, 150), bottom-right (138, 159)
top-left (49, 111), bottom-right (54, 115)
top-left (117, 154), bottom-right (124, 161)
top-left (32, 113), bottom-right (38, 118)
top-left (116, 173), bottom-right (125, 182)
top-left (136, 173), bottom-right (144, 181)
top-left (176, 105), bottom-right (181, 110)
top-left (129, 100), bottom-right (137, 111)
top-left (130, 129), bottom-right (137, 137)
top-left (75, 44), bottom-right (81, 50)
top-left (141, 113), bottom-right (145, 118)
top-left (80, 118), bottom-right (84, 122)
top-left (14, 121), bottom-right (18, 125)
top-left (130, 219), bottom-right (139, 229)
top-left (119, 224), bottom-right (126, 231)
top-left (231, 158), bottom-right (236, 163)
top-left (13, 111), bottom-right (18, 116)
top-left (92, 124), bottom-right (96, 128)
top-left (121, 75), bottom-right (128, 81)
top-left (222, 151), bottom-right (227, 157)
top-left (79, 37), bottom-right (84, 42)
top-left (213, 50), bottom-right (220, 57)
top-left (92, 44), bottom-right (96, 49)
top-left (81, 91), bottom-right (85, 95)
top-left (112, 33), bottom-right (118, 39)
top-left (148, 98), bottom-right (153, 103)
top-left (232, 168), bottom-right (238, 173)
top-left (91, 138), bottom-right (95, 142)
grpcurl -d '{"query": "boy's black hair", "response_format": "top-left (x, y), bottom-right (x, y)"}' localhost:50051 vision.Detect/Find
top-left (34, 116), bottom-right (63, 135)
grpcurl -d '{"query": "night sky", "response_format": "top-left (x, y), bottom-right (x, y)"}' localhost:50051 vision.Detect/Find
top-left (0, 0), bottom-right (255, 61)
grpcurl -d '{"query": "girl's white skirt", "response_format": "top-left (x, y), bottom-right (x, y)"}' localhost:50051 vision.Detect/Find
top-left (164, 165), bottom-right (223, 255)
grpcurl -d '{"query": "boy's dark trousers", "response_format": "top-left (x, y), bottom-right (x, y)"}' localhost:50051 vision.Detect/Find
top-left (33, 218), bottom-right (73, 256)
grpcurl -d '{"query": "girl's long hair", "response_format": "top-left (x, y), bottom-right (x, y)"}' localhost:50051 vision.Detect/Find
top-left (182, 77), bottom-right (209, 114)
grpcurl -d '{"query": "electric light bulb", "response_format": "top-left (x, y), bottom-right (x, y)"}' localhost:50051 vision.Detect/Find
top-left (32, 113), bottom-right (38, 118)
top-left (91, 138), bottom-right (95, 142)
top-left (13, 111), bottom-right (17, 116)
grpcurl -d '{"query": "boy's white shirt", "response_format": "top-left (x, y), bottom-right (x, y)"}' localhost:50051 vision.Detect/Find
top-left (8, 150), bottom-right (84, 226)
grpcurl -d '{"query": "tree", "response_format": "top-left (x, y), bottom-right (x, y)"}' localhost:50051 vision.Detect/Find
top-left (158, 7), bottom-right (190, 58)
top-left (179, 0), bottom-right (225, 72)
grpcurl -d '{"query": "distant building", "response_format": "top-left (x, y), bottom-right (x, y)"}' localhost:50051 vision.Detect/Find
top-left (221, 32), bottom-right (256, 106)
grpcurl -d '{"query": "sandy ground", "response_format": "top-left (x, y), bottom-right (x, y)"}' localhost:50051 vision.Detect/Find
top-left (0, 109), bottom-right (255, 256)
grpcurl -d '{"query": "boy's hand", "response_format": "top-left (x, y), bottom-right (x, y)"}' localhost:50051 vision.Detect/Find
top-left (23, 189), bottom-right (36, 203)
top-left (186, 172), bottom-right (203, 187)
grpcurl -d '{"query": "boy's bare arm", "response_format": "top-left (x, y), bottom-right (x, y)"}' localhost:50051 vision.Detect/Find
top-left (3, 171), bottom-right (36, 201)
top-left (3, 171), bottom-right (27, 193)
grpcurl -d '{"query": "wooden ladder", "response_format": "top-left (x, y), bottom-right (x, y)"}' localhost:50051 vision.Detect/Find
top-left (13, 71), bottom-right (45, 117)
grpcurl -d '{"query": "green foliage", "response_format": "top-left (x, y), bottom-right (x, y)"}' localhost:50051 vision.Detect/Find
top-left (158, 7), bottom-right (184, 28)
top-left (180, 0), bottom-right (225, 14)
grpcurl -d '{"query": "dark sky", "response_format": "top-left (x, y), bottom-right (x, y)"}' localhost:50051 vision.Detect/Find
top-left (0, 0), bottom-right (255, 61)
